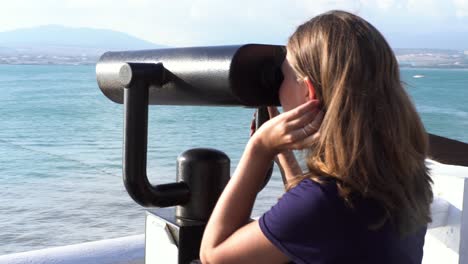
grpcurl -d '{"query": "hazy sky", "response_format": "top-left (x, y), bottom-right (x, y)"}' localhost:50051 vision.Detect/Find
top-left (1, 0), bottom-right (468, 47)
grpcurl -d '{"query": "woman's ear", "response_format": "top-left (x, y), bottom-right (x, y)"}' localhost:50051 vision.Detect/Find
top-left (304, 77), bottom-right (317, 100)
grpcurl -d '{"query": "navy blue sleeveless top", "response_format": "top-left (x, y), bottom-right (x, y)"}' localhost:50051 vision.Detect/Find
top-left (259, 178), bottom-right (426, 264)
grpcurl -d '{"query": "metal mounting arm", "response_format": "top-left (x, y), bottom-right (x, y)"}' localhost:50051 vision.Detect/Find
top-left (122, 62), bottom-right (190, 207)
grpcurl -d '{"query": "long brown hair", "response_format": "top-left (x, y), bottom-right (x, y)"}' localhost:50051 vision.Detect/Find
top-left (286, 10), bottom-right (433, 236)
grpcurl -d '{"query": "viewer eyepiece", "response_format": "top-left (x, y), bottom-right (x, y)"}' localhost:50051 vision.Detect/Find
top-left (96, 44), bottom-right (286, 107)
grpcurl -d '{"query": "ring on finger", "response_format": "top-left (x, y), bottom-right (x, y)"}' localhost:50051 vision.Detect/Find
top-left (306, 123), bottom-right (319, 132)
top-left (302, 128), bottom-right (308, 137)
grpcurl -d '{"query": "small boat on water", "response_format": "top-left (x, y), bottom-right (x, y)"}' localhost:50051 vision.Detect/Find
top-left (413, 74), bottom-right (425, 78)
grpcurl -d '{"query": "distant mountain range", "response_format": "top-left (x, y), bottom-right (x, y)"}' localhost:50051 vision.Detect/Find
top-left (394, 49), bottom-right (468, 68)
top-left (0, 25), bottom-right (167, 65)
top-left (0, 25), bottom-right (467, 67)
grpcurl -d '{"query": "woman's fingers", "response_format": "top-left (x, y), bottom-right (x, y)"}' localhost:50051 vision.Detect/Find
top-left (267, 106), bottom-right (280, 118)
top-left (303, 110), bottom-right (324, 135)
top-left (284, 100), bottom-right (320, 121)
top-left (254, 101), bottom-right (322, 154)
top-left (291, 132), bottom-right (321, 149)
top-left (288, 110), bottom-right (324, 149)
top-left (250, 110), bottom-right (257, 137)
top-left (287, 108), bottom-right (319, 129)
top-left (283, 99), bottom-right (320, 131)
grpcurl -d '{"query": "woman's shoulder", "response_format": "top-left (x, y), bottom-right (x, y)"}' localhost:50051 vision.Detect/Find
top-left (259, 177), bottom-right (350, 262)
top-left (287, 177), bottom-right (341, 205)
top-left (272, 177), bottom-right (344, 221)
top-left (260, 178), bottom-right (338, 241)
top-left (284, 177), bottom-right (386, 224)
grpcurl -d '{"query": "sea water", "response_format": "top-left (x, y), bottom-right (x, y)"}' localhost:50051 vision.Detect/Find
top-left (0, 65), bottom-right (467, 254)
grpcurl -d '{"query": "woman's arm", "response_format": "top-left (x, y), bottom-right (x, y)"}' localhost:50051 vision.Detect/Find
top-left (199, 140), bottom-right (290, 263)
top-left (267, 107), bottom-right (304, 189)
top-left (251, 107), bottom-right (304, 189)
top-left (200, 100), bottom-right (321, 263)
top-left (275, 150), bottom-right (303, 189)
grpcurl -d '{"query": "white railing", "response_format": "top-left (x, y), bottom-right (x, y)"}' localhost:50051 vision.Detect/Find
top-left (424, 160), bottom-right (468, 264)
top-left (0, 235), bottom-right (144, 264)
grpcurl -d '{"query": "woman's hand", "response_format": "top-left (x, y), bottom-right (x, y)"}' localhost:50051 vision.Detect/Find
top-left (250, 100), bottom-right (323, 159)
top-left (266, 106), bottom-right (304, 187)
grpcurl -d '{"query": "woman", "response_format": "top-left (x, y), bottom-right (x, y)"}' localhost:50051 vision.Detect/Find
top-left (200, 10), bottom-right (433, 264)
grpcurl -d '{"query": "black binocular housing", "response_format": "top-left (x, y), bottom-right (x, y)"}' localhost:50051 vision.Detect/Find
top-left (96, 44), bottom-right (286, 106)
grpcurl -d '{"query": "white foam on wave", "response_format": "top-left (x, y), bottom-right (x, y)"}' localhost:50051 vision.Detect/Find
top-left (417, 105), bottom-right (468, 118)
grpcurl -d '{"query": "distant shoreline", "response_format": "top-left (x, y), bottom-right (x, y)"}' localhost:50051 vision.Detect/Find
top-left (0, 62), bottom-right (95, 66)
top-left (1, 47), bottom-right (467, 68)
top-left (399, 65), bottom-right (468, 69)
top-left (2, 62), bottom-right (468, 70)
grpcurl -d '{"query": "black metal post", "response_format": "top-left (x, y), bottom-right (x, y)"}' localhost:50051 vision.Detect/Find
top-left (145, 149), bottom-right (230, 264)
top-left (176, 148), bottom-right (230, 221)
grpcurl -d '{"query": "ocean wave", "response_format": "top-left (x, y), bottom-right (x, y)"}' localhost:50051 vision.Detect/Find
top-left (417, 105), bottom-right (468, 118)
